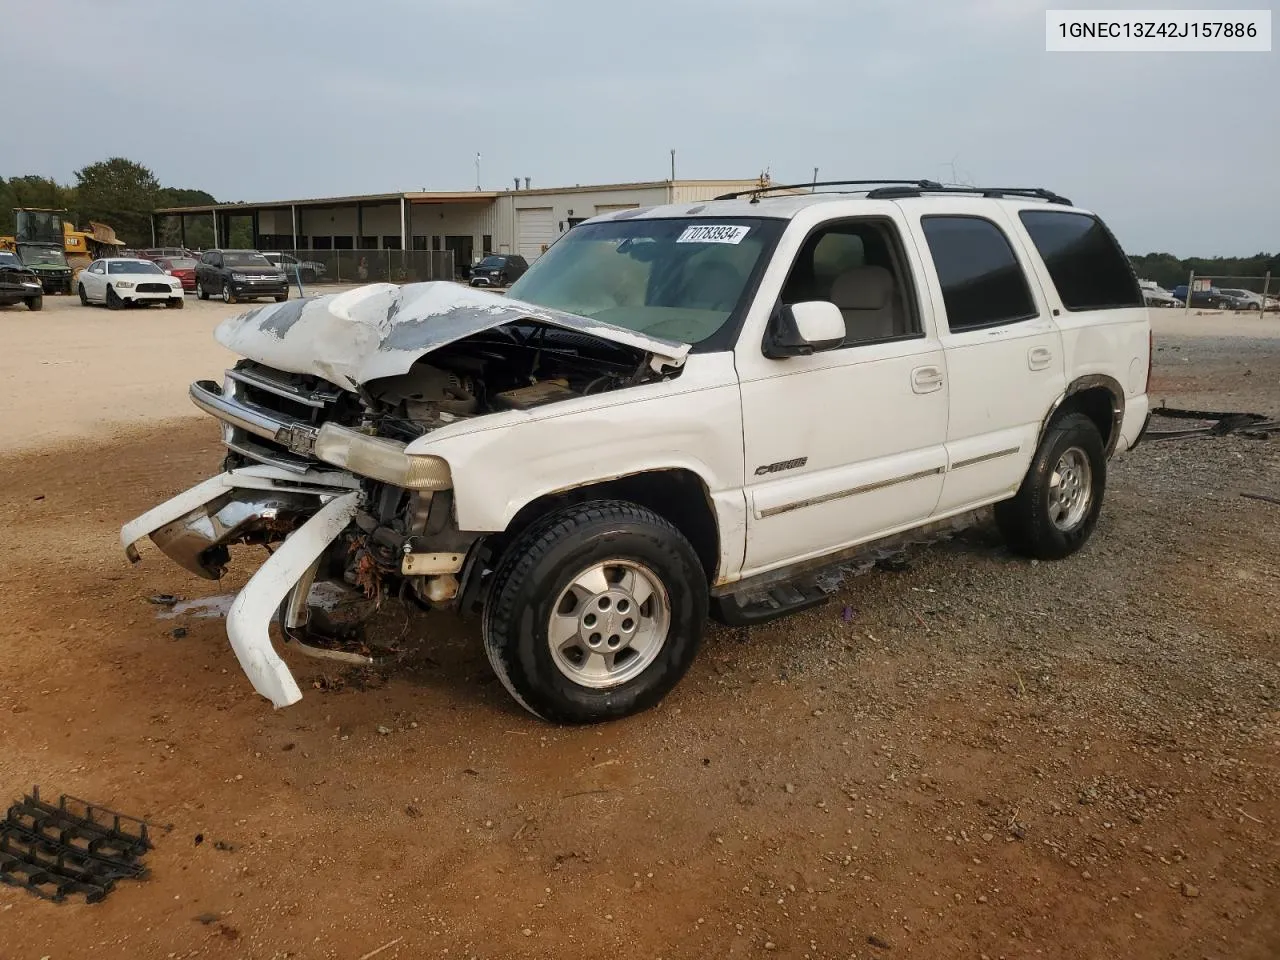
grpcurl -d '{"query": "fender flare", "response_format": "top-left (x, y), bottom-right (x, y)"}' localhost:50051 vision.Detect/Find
top-left (1038, 375), bottom-right (1126, 457)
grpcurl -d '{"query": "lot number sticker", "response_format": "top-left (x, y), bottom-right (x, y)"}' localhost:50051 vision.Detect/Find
top-left (677, 224), bottom-right (751, 245)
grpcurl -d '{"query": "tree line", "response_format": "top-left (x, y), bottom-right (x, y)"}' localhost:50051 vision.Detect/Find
top-left (0, 157), bottom-right (222, 249)
top-left (1129, 252), bottom-right (1279, 293)
top-left (2, 158), bottom-right (1276, 282)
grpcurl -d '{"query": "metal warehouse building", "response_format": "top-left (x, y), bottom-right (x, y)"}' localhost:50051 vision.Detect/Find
top-left (153, 178), bottom-right (765, 281)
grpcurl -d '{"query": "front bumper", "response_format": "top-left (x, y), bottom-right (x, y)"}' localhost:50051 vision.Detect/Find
top-left (121, 287), bottom-right (184, 302)
top-left (231, 279), bottom-right (288, 298)
top-left (33, 272), bottom-right (72, 293)
top-left (121, 464), bottom-right (362, 707)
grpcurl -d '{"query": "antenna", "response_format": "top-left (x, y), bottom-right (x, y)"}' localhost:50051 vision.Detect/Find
top-left (811, 167), bottom-right (819, 193)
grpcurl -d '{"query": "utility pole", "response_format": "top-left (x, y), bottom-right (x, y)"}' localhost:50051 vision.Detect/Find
top-left (670, 149), bottom-right (676, 181)
top-left (475, 152), bottom-right (482, 191)
top-left (812, 167), bottom-right (819, 192)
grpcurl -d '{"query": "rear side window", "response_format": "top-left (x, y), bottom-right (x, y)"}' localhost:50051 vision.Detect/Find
top-left (921, 216), bottom-right (1037, 331)
top-left (1018, 210), bottom-right (1142, 311)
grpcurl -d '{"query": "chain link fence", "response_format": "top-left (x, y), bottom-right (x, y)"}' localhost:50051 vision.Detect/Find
top-left (1177, 272), bottom-right (1275, 312)
top-left (264, 249), bottom-right (455, 287)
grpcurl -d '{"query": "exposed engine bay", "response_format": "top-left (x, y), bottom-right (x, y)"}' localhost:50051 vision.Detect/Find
top-left (360, 322), bottom-right (664, 440)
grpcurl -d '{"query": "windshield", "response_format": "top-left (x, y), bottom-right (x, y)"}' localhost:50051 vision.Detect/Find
top-left (478, 256), bottom-right (506, 268)
top-left (162, 258), bottom-right (197, 270)
top-left (505, 218), bottom-right (780, 345)
top-left (19, 246), bottom-right (67, 266)
top-left (0, 253), bottom-right (22, 268)
top-left (109, 260), bottom-right (163, 275)
top-left (224, 252), bottom-right (272, 267)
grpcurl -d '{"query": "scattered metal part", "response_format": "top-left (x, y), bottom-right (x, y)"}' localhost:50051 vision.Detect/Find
top-left (1144, 406), bottom-right (1278, 442)
top-left (146, 594), bottom-right (183, 606)
top-left (0, 787), bottom-right (155, 903)
top-left (1241, 492), bottom-right (1280, 507)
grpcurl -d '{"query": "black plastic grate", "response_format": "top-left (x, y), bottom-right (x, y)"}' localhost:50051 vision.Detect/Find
top-left (0, 787), bottom-right (155, 903)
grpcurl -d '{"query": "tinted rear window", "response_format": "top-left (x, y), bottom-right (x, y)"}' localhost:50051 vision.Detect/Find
top-left (1018, 210), bottom-right (1142, 311)
top-left (920, 216), bottom-right (1037, 331)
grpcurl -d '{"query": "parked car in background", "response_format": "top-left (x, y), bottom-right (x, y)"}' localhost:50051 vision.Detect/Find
top-left (0, 251), bottom-right (45, 310)
top-left (157, 256), bottom-right (199, 292)
top-left (195, 249), bottom-right (289, 304)
top-left (1140, 284), bottom-right (1180, 308)
top-left (1171, 284), bottom-right (1229, 309)
top-left (1217, 288), bottom-right (1265, 311)
top-left (468, 253), bottom-right (529, 287)
top-left (78, 258), bottom-right (185, 309)
top-left (261, 251), bottom-right (327, 283)
top-left (138, 247), bottom-right (191, 263)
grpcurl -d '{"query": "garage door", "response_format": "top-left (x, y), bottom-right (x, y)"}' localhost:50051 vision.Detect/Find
top-left (594, 203), bottom-right (640, 214)
top-left (517, 207), bottom-right (555, 261)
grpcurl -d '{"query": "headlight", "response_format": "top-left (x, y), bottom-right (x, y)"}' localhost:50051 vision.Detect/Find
top-left (115, 281), bottom-right (135, 289)
top-left (313, 423), bottom-right (453, 491)
top-left (23, 280), bottom-right (41, 288)
top-left (274, 273), bottom-right (287, 281)
top-left (231, 273), bottom-right (247, 281)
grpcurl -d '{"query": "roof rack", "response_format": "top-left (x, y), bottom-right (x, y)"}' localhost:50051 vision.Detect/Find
top-left (713, 179), bottom-right (944, 201)
top-left (864, 185), bottom-right (1073, 205)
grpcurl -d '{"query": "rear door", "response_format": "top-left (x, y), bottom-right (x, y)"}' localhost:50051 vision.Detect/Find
top-left (901, 201), bottom-right (1066, 514)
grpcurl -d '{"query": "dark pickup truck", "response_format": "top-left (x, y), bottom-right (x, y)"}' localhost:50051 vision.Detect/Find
top-left (0, 251), bottom-right (44, 310)
top-left (195, 249), bottom-right (289, 304)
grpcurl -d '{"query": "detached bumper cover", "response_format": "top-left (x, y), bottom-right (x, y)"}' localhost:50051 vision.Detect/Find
top-left (121, 465), bottom-right (362, 708)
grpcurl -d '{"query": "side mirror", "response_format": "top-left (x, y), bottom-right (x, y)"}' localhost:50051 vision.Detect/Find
top-left (763, 301), bottom-right (846, 358)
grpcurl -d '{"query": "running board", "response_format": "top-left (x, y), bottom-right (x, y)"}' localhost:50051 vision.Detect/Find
top-left (711, 580), bottom-right (832, 627)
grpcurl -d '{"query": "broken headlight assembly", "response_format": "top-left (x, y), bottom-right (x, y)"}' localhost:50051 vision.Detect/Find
top-left (313, 422), bottom-right (452, 491)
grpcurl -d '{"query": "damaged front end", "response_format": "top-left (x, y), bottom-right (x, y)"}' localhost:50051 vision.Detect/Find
top-left (120, 282), bottom-right (688, 708)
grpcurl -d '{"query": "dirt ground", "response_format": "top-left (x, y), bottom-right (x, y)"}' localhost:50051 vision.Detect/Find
top-left (1, 297), bottom-right (1277, 960)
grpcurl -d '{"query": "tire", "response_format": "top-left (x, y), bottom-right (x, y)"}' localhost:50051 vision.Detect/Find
top-left (106, 285), bottom-right (123, 310)
top-left (482, 500), bottom-right (708, 724)
top-left (995, 412), bottom-right (1106, 561)
top-left (167, 297), bottom-right (184, 309)
top-left (222, 282), bottom-right (236, 304)
top-left (196, 279), bottom-right (209, 301)
top-left (274, 293), bottom-right (288, 302)
top-left (26, 296), bottom-right (42, 311)
top-left (78, 283), bottom-right (88, 305)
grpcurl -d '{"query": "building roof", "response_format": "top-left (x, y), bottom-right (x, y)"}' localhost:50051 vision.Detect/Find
top-left (152, 180), bottom-right (764, 215)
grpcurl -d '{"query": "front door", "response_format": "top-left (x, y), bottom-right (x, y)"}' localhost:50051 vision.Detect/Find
top-left (902, 202), bottom-right (1066, 513)
top-left (737, 214), bottom-right (949, 578)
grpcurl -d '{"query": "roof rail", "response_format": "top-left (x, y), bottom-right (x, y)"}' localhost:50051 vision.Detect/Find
top-left (864, 185), bottom-right (1073, 205)
top-left (713, 179), bottom-right (944, 201)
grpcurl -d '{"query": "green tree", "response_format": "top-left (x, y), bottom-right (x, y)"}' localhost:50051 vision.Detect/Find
top-left (156, 187), bottom-right (217, 248)
top-left (73, 157), bottom-right (161, 246)
top-left (0, 175), bottom-right (76, 236)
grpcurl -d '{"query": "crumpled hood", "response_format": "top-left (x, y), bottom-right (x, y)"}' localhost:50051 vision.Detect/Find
top-left (213, 281), bottom-right (690, 391)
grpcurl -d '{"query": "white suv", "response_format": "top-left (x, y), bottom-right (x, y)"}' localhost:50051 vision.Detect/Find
top-left (121, 181), bottom-right (1152, 723)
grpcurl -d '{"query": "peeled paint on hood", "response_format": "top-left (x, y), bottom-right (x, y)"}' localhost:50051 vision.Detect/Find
top-left (213, 282), bottom-right (691, 391)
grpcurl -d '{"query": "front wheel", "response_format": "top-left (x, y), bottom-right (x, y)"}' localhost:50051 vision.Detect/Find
top-left (26, 296), bottom-right (42, 311)
top-left (222, 282), bottom-right (236, 304)
top-left (996, 412), bottom-right (1106, 561)
top-left (482, 501), bottom-right (708, 723)
top-left (106, 285), bottom-right (123, 310)
top-left (274, 293), bottom-right (288, 302)
top-left (78, 283), bottom-right (88, 305)
top-left (167, 297), bottom-right (184, 309)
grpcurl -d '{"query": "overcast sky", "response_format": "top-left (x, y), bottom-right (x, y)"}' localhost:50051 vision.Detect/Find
top-left (10, 0), bottom-right (1276, 256)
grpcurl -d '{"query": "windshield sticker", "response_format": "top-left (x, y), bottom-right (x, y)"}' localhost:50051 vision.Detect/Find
top-left (676, 224), bottom-right (751, 245)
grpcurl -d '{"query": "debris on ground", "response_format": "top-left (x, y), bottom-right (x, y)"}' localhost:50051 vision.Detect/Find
top-left (0, 787), bottom-right (155, 903)
top-left (1145, 406), bottom-right (1280, 441)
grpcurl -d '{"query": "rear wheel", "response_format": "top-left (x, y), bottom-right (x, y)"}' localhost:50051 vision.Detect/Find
top-left (196, 279), bottom-right (209, 300)
top-left (106, 285), bottom-right (123, 310)
top-left (26, 296), bottom-right (42, 311)
top-left (996, 412), bottom-right (1106, 561)
top-left (482, 500), bottom-right (707, 723)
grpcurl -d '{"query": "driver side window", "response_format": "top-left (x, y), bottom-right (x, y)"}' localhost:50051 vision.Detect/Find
top-left (779, 219), bottom-right (922, 347)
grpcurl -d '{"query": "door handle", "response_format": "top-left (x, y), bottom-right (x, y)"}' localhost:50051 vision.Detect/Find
top-left (911, 365), bottom-right (944, 394)
top-left (1028, 346), bottom-right (1053, 371)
